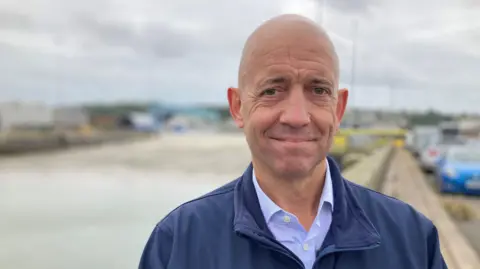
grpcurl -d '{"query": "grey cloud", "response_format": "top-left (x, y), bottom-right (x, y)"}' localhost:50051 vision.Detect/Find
top-left (72, 14), bottom-right (195, 59)
top-left (0, 6), bottom-right (198, 59)
top-left (0, 0), bottom-right (479, 113)
top-left (350, 34), bottom-right (480, 90)
top-left (326, 0), bottom-right (480, 98)
top-left (0, 10), bottom-right (32, 30)
top-left (328, 0), bottom-right (381, 14)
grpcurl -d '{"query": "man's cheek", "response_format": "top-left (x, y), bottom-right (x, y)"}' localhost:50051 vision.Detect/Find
top-left (329, 106), bottom-right (338, 128)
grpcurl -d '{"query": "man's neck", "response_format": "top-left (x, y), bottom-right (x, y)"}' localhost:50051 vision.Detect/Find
top-left (253, 160), bottom-right (327, 231)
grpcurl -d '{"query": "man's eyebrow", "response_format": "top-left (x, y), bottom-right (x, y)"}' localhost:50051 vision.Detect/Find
top-left (311, 78), bottom-right (333, 85)
top-left (259, 76), bottom-right (287, 86)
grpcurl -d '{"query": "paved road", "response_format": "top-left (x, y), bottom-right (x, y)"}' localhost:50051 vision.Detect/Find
top-left (0, 133), bottom-right (251, 269)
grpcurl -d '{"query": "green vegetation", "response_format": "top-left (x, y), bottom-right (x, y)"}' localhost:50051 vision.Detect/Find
top-left (443, 199), bottom-right (477, 222)
top-left (83, 102), bottom-right (154, 117)
top-left (405, 110), bottom-right (454, 127)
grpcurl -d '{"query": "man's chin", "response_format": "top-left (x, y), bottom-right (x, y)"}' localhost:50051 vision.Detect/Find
top-left (270, 160), bottom-right (317, 179)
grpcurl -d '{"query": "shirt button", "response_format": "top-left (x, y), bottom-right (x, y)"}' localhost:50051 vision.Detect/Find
top-left (303, 243), bottom-right (309, 251)
top-left (283, 215), bottom-right (291, 223)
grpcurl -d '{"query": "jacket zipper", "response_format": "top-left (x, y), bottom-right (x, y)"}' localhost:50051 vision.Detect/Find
top-left (313, 242), bottom-right (381, 268)
top-left (241, 230), bottom-right (305, 269)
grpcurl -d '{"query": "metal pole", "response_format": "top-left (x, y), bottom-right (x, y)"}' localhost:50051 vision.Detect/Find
top-left (389, 86), bottom-right (394, 111)
top-left (320, 0), bottom-right (327, 26)
top-left (351, 19), bottom-right (359, 127)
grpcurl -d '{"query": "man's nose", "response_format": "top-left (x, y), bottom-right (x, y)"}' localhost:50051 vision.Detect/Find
top-left (279, 88), bottom-right (311, 128)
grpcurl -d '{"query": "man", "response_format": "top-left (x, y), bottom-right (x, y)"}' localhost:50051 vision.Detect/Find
top-left (139, 14), bottom-right (447, 269)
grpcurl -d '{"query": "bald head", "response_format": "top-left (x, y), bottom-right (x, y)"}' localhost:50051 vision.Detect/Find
top-left (238, 14), bottom-right (339, 89)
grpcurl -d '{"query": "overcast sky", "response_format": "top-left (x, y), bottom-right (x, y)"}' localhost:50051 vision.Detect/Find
top-left (0, 0), bottom-right (479, 113)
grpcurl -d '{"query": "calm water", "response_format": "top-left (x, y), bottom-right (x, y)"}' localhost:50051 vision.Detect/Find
top-left (0, 135), bottom-right (248, 269)
top-left (0, 170), bottom-right (228, 269)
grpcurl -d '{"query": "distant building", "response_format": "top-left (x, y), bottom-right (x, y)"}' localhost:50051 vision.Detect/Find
top-left (53, 106), bottom-right (89, 129)
top-left (166, 115), bottom-right (191, 133)
top-left (90, 115), bottom-right (119, 129)
top-left (457, 120), bottom-right (480, 137)
top-left (163, 114), bottom-right (220, 133)
top-left (0, 102), bottom-right (54, 131)
top-left (117, 112), bottom-right (160, 132)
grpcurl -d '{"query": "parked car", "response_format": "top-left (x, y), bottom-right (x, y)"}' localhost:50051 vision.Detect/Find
top-left (466, 138), bottom-right (480, 146)
top-left (420, 138), bottom-right (466, 173)
top-left (410, 126), bottom-right (440, 158)
top-left (404, 131), bottom-right (414, 152)
top-left (434, 145), bottom-right (480, 195)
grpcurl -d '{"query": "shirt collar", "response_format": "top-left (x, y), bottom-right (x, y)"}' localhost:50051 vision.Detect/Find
top-left (252, 159), bottom-right (334, 223)
top-left (233, 158), bottom-right (382, 251)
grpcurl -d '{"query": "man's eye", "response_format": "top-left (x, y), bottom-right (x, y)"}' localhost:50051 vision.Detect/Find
top-left (262, 88), bottom-right (277, 96)
top-left (313, 87), bottom-right (329, 95)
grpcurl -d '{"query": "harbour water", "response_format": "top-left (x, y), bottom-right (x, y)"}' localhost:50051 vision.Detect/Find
top-left (0, 133), bottom-right (251, 269)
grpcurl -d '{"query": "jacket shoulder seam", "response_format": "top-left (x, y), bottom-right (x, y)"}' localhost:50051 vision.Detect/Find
top-left (155, 218), bottom-right (174, 235)
top-left (158, 184), bottom-right (236, 226)
top-left (185, 186), bottom-right (235, 205)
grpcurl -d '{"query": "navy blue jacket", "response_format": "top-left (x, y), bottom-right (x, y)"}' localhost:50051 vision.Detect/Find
top-left (139, 157), bottom-right (447, 269)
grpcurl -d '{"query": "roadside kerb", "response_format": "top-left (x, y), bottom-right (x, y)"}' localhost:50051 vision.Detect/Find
top-left (342, 145), bottom-right (395, 190)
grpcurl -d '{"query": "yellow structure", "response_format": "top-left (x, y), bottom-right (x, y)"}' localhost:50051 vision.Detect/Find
top-left (330, 128), bottom-right (407, 155)
top-left (79, 124), bottom-right (94, 136)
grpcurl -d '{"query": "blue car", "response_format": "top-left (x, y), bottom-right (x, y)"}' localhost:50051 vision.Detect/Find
top-left (434, 145), bottom-right (480, 195)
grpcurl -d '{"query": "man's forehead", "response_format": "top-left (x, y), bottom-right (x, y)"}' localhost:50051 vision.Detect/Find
top-left (238, 14), bottom-right (339, 87)
top-left (248, 44), bottom-right (337, 67)
top-left (250, 60), bottom-right (338, 89)
top-left (240, 37), bottom-right (338, 88)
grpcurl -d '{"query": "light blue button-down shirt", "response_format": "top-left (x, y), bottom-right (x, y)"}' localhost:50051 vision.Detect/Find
top-left (252, 160), bottom-right (334, 269)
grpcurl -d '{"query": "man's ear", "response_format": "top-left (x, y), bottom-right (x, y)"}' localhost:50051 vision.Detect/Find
top-left (227, 87), bottom-right (244, 128)
top-left (335, 88), bottom-right (349, 131)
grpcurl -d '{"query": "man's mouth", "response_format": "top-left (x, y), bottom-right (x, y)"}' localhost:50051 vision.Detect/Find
top-left (270, 137), bottom-right (316, 143)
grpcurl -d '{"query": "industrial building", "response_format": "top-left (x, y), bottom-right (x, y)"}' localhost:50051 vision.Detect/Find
top-left (53, 106), bottom-right (89, 129)
top-left (0, 102), bottom-right (54, 131)
top-left (117, 112), bottom-right (161, 133)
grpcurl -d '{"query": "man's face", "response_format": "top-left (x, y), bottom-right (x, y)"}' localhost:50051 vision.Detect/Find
top-left (228, 34), bottom-right (348, 179)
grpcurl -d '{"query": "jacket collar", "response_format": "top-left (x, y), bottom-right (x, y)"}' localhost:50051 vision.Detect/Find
top-left (233, 156), bottom-right (381, 250)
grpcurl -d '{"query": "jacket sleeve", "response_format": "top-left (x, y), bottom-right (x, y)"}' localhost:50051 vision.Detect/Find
top-left (427, 224), bottom-right (448, 269)
top-left (139, 223), bottom-right (174, 269)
